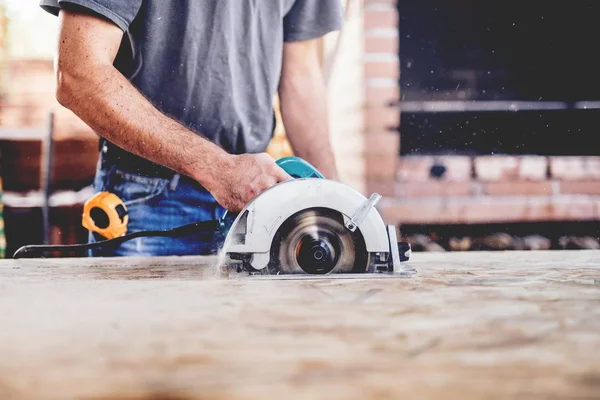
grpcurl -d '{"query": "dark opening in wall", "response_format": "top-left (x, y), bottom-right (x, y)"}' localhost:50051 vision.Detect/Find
top-left (396, 0), bottom-right (600, 156)
top-left (400, 109), bottom-right (600, 156)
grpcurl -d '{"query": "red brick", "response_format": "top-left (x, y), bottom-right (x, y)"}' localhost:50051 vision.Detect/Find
top-left (461, 200), bottom-right (542, 224)
top-left (396, 156), bottom-right (430, 181)
top-left (365, 86), bottom-right (399, 106)
top-left (364, 61), bottom-right (400, 79)
top-left (483, 181), bottom-right (554, 196)
top-left (559, 180), bottom-right (600, 195)
top-left (364, 37), bottom-right (398, 54)
top-left (379, 197), bottom-right (597, 225)
top-left (550, 156), bottom-right (600, 180)
top-left (397, 156), bottom-right (472, 182)
top-left (364, 107), bottom-right (399, 131)
top-left (366, 180), bottom-right (396, 197)
top-left (474, 156), bottom-right (519, 181)
top-left (364, 11), bottom-right (398, 29)
top-left (379, 199), bottom-right (461, 225)
top-left (364, 0), bottom-right (397, 5)
top-left (439, 157), bottom-right (472, 181)
top-left (398, 181), bottom-right (473, 198)
top-left (364, 132), bottom-right (399, 156)
top-left (475, 156), bottom-right (549, 181)
top-left (550, 157), bottom-right (585, 180)
top-left (518, 156), bottom-right (548, 180)
top-left (591, 158), bottom-right (600, 178)
top-left (365, 154), bottom-right (398, 181)
top-left (547, 198), bottom-right (598, 221)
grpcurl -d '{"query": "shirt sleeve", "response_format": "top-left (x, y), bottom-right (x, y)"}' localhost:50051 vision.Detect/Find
top-left (283, 0), bottom-right (344, 42)
top-left (39, 0), bottom-right (142, 32)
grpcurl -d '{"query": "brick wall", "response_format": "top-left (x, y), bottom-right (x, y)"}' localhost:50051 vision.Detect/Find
top-left (378, 155), bottom-right (600, 224)
top-left (325, 0), bottom-right (367, 192)
top-left (349, 1), bottom-right (600, 225)
top-left (362, 0), bottom-right (400, 197)
top-left (324, 0), bottom-right (401, 195)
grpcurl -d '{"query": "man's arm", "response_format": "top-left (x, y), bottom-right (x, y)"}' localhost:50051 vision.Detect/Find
top-left (55, 10), bottom-right (290, 212)
top-left (278, 39), bottom-right (339, 180)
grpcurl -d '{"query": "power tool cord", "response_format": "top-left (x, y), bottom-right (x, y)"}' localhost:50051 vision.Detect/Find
top-left (12, 219), bottom-right (224, 259)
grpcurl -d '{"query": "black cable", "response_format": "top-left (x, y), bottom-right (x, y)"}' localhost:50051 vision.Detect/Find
top-left (12, 219), bottom-right (224, 259)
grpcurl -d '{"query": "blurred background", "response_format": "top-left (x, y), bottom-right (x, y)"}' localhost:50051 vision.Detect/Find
top-left (0, 0), bottom-right (598, 258)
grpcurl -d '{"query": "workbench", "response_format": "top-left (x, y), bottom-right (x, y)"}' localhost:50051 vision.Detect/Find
top-left (1, 251), bottom-right (599, 399)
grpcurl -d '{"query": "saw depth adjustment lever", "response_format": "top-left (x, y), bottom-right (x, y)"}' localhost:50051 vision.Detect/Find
top-left (346, 194), bottom-right (411, 268)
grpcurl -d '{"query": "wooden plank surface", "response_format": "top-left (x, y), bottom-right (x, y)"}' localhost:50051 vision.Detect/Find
top-left (1, 251), bottom-right (599, 399)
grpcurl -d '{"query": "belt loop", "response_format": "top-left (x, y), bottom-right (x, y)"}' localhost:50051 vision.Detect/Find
top-left (169, 174), bottom-right (181, 191)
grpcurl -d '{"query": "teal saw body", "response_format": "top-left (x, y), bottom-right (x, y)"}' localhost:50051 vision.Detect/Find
top-left (276, 156), bottom-right (325, 179)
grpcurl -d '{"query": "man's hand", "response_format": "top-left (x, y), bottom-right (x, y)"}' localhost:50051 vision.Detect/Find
top-left (279, 39), bottom-right (339, 180)
top-left (210, 153), bottom-right (292, 212)
top-left (55, 9), bottom-right (284, 212)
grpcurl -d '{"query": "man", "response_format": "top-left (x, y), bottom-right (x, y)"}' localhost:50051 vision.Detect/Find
top-left (40, 0), bottom-right (342, 257)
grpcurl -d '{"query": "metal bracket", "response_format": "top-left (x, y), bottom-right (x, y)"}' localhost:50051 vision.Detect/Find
top-left (386, 225), bottom-right (416, 275)
top-left (386, 225), bottom-right (402, 272)
top-left (345, 193), bottom-right (382, 232)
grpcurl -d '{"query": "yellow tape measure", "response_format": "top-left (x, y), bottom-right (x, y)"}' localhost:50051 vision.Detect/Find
top-left (82, 192), bottom-right (129, 239)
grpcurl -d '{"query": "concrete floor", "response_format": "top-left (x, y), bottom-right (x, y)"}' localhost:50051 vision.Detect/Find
top-left (1, 250), bottom-right (599, 399)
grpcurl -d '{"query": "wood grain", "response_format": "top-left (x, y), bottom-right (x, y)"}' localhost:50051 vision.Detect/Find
top-left (1, 251), bottom-right (599, 399)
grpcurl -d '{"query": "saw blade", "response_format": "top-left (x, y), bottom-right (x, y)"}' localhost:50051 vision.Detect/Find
top-left (269, 208), bottom-right (368, 274)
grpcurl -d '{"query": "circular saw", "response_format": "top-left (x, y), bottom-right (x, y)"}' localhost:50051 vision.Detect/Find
top-left (12, 156), bottom-right (412, 275)
top-left (224, 157), bottom-right (413, 276)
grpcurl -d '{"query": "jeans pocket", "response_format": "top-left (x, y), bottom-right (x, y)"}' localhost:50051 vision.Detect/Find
top-left (109, 169), bottom-right (169, 207)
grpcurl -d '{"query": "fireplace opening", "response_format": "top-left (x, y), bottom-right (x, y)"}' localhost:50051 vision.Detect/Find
top-left (400, 109), bottom-right (600, 156)
top-left (396, 0), bottom-right (600, 156)
top-left (387, 1), bottom-right (600, 249)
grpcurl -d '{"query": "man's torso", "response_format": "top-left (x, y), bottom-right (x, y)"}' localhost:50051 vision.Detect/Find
top-left (41, 0), bottom-right (342, 155)
top-left (37, 0), bottom-right (342, 255)
top-left (118, 0), bottom-right (297, 154)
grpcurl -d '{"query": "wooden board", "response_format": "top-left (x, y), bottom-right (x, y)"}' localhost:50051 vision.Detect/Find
top-left (1, 250), bottom-right (599, 399)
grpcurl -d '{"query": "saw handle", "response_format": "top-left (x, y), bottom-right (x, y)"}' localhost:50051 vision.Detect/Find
top-left (276, 156), bottom-right (325, 179)
top-left (220, 157), bottom-right (323, 222)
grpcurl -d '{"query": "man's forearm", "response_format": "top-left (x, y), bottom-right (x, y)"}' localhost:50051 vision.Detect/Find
top-left (278, 60), bottom-right (339, 180)
top-left (55, 8), bottom-right (228, 190)
top-left (57, 63), bottom-right (229, 189)
top-left (54, 9), bottom-right (293, 213)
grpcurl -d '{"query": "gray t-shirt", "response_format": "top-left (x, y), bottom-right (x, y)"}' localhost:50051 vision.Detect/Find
top-left (40, 0), bottom-right (343, 154)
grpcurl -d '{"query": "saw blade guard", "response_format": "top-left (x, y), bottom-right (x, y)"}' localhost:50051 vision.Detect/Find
top-left (223, 179), bottom-right (392, 272)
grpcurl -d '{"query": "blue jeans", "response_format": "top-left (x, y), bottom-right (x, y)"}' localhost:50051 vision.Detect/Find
top-left (88, 157), bottom-right (231, 257)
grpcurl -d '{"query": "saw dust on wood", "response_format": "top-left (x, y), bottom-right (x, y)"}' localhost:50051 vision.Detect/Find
top-left (0, 251), bottom-right (599, 399)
